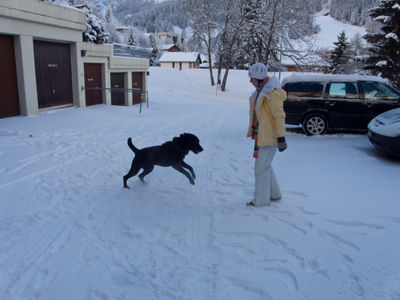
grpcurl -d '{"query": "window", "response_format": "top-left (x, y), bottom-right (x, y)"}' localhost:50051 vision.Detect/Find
top-left (359, 81), bottom-right (400, 101)
top-left (285, 82), bottom-right (324, 98)
top-left (328, 82), bottom-right (358, 99)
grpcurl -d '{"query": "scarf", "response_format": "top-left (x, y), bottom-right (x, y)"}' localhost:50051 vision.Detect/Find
top-left (251, 79), bottom-right (267, 158)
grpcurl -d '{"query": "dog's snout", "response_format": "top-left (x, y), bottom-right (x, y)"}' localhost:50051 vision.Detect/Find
top-left (195, 145), bottom-right (203, 154)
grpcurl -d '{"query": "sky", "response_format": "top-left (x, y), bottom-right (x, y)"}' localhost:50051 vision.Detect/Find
top-left (1, 67), bottom-right (400, 300)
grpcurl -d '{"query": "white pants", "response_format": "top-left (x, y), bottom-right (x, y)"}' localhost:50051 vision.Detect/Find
top-left (254, 146), bottom-right (281, 206)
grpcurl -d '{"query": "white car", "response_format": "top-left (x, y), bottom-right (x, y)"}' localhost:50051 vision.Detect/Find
top-left (368, 108), bottom-right (400, 158)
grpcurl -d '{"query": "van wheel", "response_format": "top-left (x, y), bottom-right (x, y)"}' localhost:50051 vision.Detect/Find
top-left (303, 114), bottom-right (328, 135)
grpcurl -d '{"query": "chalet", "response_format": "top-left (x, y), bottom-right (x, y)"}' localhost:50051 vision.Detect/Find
top-left (0, 0), bottom-right (149, 118)
top-left (159, 44), bottom-right (181, 52)
top-left (281, 53), bottom-right (329, 73)
top-left (158, 52), bottom-right (202, 70)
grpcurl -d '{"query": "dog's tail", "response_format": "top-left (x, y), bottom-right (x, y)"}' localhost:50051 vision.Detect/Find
top-left (127, 137), bottom-right (139, 154)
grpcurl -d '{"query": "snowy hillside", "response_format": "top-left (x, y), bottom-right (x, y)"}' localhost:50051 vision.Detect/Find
top-left (312, 11), bottom-right (367, 49)
top-left (1, 67), bottom-right (400, 299)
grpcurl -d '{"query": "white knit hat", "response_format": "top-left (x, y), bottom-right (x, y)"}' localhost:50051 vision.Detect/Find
top-left (248, 63), bottom-right (268, 80)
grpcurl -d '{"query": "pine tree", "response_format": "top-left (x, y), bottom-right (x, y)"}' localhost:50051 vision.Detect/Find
top-left (242, 0), bottom-right (265, 65)
top-left (127, 28), bottom-right (136, 46)
top-left (364, 0), bottom-right (400, 88)
top-left (329, 31), bottom-right (352, 73)
top-left (83, 9), bottom-right (109, 44)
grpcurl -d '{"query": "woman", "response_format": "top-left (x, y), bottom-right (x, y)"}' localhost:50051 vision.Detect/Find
top-left (246, 63), bottom-right (287, 207)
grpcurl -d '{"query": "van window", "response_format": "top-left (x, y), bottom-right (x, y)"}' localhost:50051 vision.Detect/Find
top-left (328, 82), bottom-right (358, 99)
top-left (284, 82), bottom-right (324, 98)
top-left (359, 81), bottom-right (399, 100)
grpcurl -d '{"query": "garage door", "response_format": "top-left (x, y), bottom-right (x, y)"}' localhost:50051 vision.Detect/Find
top-left (34, 41), bottom-right (73, 109)
top-left (84, 63), bottom-right (103, 106)
top-left (132, 72), bottom-right (143, 105)
top-left (111, 73), bottom-right (125, 106)
top-left (0, 35), bottom-right (20, 118)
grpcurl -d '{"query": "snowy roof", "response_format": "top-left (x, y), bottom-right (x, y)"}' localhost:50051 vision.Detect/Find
top-left (159, 52), bottom-right (201, 63)
top-left (282, 73), bottom-right (388, 84)
top-left (159, 44), bottom-right (179, 51)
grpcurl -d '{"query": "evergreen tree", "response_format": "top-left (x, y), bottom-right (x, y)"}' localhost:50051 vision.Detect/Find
top-left (83, 9), bottom-right (109, 44)
top-left (242, 0), bottom-right (265, 65)
top-left (364, 0), bottom-right (400, 88)
top-left (329, 31), bottom-right (352, 73)
top-left (127, 28), bottom-right (136, 46)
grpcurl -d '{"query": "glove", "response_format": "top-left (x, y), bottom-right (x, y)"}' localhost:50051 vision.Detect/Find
top-left (277, 137), bottom-right (287, 152)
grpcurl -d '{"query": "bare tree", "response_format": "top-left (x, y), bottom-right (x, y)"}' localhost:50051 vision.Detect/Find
top-left (214, 0), bottom-right (247, 91)
top-left (186, 0), bottom-right (219, 86)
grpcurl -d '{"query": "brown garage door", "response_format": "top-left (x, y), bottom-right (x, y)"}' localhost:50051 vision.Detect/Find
top-left (34, 41), bottom-right (73, 109)
top-left (111, 73), bottom-right (125, 106)
top-left (0, 35), bottom-right (20, 118)
top-left (132, 72), bottom-right (143, 105)
top-left (84, 63), bottom-right (103, 106)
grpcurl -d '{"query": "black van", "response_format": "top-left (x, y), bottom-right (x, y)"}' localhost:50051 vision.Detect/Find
top-left (282, 74), bottom-right (400, 135)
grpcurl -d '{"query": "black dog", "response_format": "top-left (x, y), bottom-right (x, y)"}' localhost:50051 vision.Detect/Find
top-left (123, 133), bottom-right (203, 188)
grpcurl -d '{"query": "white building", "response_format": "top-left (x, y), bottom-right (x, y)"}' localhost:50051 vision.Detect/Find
top-left (158, 52), bottom-right (202, 70)
top-left (0, 0), bottom-right (149, 118)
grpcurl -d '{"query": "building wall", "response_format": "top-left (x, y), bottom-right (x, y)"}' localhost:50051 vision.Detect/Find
top-left (0, 0), bottom-right (149, 117)
top-left (80, 43), bottom-right (149, 106)
top-left (0, 0), bottom-right (85, 116)
top-left (160, 62), bottom-right (196, 70)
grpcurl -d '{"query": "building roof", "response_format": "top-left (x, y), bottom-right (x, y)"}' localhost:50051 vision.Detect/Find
top-left (159, 52), bottom-right (201, 63)
top-left (159, 44), bottom-right (180, 51)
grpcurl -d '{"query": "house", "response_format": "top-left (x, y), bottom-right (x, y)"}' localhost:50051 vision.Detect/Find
top-left (159, 44), bottom-right (181, 52)
top-left (281, 53), bottom-right (329, 73)
top-left (156, 32), bottom-right (183, 45)
top-left (0, 0), bottom-right (149, 119)
top-left (158, 52), bottom-right (202, 70)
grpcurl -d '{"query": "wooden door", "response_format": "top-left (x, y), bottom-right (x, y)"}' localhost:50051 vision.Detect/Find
top-left (111, 73), bottom-right (125, 106)
top-left (0, 35), bottom-right (20, 118)
top-left (132, 72), bottom-right (143, 105)
top-left (34, 41), bottom-right (73, 109)
top-left (84, 63), bottom-right (103, 106)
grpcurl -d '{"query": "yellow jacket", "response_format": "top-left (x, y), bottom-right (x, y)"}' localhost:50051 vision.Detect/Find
top-left (247, 88), bottom-right (287, 146)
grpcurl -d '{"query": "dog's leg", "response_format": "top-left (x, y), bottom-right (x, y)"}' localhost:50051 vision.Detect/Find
top-left (172, 164), bottom-right (195, 185)
top-left (138, 163), bottom-right (154, 183)
top-left (123, 161), bottom-right (141, 189)
top-left (181, 161), bottom-right (196, 179)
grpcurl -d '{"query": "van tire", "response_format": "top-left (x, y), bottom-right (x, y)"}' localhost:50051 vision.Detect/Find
top-left (302, 114), bottom-right (328, 135)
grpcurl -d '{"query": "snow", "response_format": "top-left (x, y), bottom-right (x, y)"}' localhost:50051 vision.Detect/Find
top-left (282, 73), bottom-right (387, 84)
top-left (368, 108), bottom-right (400, 137)
top-left (312, 12), bottom-right (367, 49)
top-left (385, 32), bottom-right (399, 41)
top-left (1, 67), bottom-right (400, 300)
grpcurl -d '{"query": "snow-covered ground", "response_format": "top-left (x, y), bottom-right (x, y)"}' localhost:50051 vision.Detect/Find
top-left (1, 67), bottom-right (400, 300)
